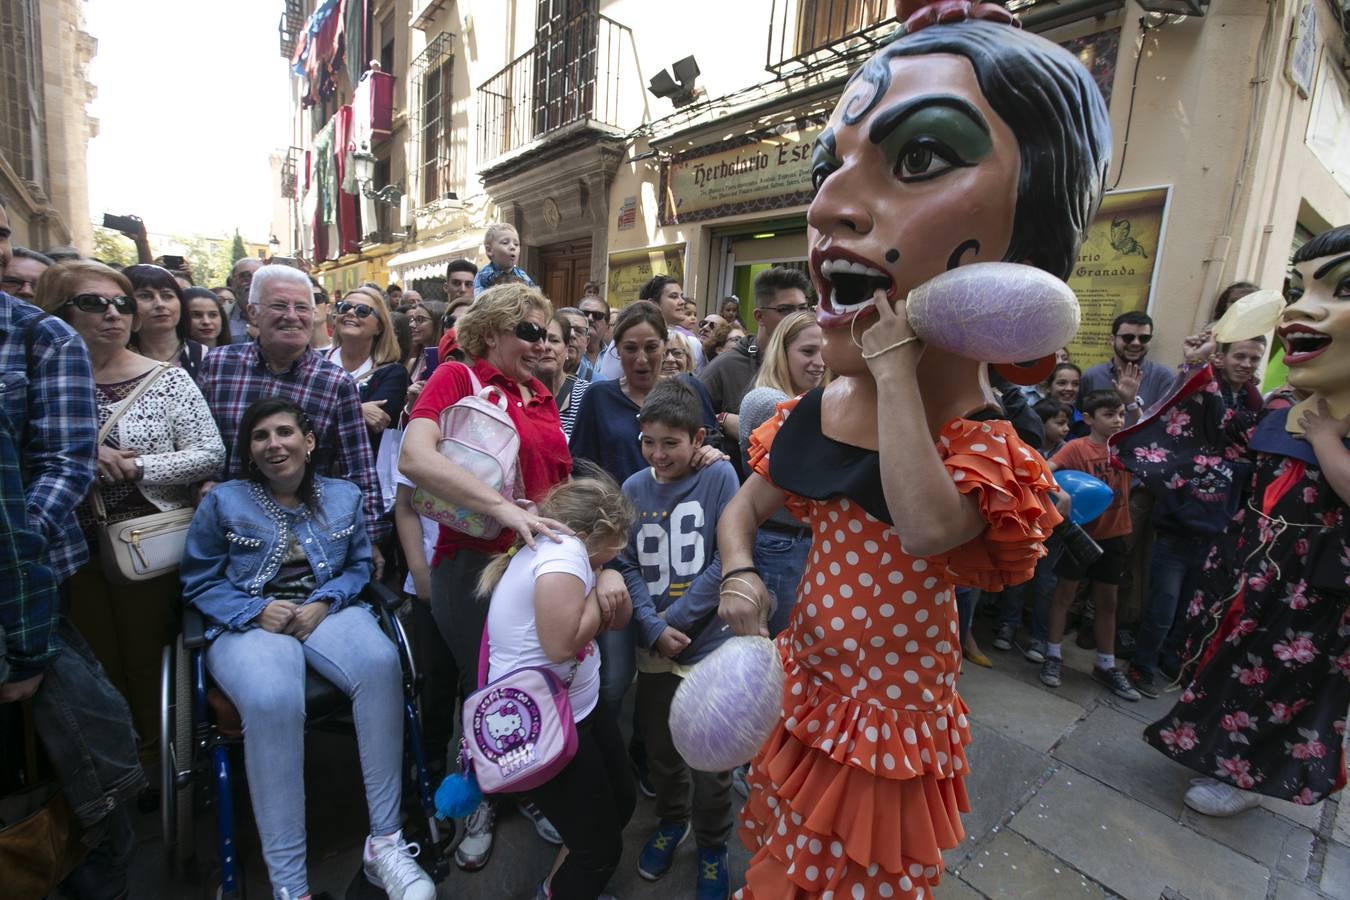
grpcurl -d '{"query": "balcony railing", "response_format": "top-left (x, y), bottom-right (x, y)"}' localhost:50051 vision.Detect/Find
top-left (477, 11), bottom-right (630, 166)
top-left (766, 0), bottom-right (897, 75)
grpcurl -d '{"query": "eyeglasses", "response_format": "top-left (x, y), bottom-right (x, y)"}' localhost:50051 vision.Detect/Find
top-left (442, 314), bottom-right (456, 330)
top-left (262, 302), bottom-right (313, 316)
top-left (699, 319), bottom-right (718, 331)
top-left (1, 276), bottom-right (34, 292)
top-left (65, 293), bottom-right (136, 314)
top-left (1117, 333), bottom-right (1152, 345)
top-left (762, 303), bottom-right (813, 316)
top-left (582, 309), bottom-right (609, 321)
top-left (313, 292), bottom-right (329, 304)
top-left (514, 321), bottom-right (548, 343)
top-left (336, 301), bottom-right (377, 319)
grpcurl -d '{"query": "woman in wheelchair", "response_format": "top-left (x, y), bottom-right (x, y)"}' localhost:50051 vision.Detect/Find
top-left (180, 397), bottom-right (434, 900)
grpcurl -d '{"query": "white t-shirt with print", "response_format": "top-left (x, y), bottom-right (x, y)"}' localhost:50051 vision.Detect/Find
top-left (486, 535), bottom-right (600, 721)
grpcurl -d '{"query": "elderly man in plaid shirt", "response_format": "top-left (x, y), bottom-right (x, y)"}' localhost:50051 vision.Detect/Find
top-left (197, 264), bottom-right (389, 575)
top-left (0, 198), bottom-right (146, 900)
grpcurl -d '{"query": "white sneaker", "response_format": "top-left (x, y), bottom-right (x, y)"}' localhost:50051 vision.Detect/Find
top-left (518, 799), bottom-right (563, 845)
top-left (363, 830), bottom-right (436, 900)
top-left (1183, 777), bottom-right (1261, 817)
top-left (455, 798), bottom-right (496, 870)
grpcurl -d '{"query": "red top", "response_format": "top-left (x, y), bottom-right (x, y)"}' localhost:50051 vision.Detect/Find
top-left (409, 357), bottom-right (572, 561)
top-left (1051, 436), bottom-right (1132, 539)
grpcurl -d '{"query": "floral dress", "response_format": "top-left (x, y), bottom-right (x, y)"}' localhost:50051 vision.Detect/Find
top-left (738, 390), bottom-right (1060, 899)
top-left (1133, 404), bottom-right (1349, 803)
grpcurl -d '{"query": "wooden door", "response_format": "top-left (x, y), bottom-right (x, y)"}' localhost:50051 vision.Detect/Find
top-left (538, 238), bottom-right (592, 308)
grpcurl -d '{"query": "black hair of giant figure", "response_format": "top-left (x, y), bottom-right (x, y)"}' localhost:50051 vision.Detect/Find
top-left (1293, 225), bottom-right (1350, 265)
top-left (847, 20), bottom-right (1112, 281)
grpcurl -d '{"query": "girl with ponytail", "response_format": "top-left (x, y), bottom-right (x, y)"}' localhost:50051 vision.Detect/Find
top-left (477, 472), bottom-right (637, 899)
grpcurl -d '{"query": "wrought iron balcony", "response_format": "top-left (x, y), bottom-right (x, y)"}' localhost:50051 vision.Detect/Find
top-left (278, 0), bottom-right (305, 60)
top-left (765, 0), bottom-right (898, 76)
top-left (476, 11), bottom-right (630, 167)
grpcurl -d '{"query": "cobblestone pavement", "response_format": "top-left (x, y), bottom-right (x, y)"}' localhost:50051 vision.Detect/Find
top-left (127, 616), bottom-right (1349, 899)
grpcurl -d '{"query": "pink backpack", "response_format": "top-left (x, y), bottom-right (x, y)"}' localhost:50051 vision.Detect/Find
top-left (459, 628), bottom-right (579, 794)
top-left (410, 363), bottom-right (523, 539)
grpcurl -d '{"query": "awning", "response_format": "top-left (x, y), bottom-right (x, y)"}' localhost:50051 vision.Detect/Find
top-left (386, 231), bottom-right (485, 282)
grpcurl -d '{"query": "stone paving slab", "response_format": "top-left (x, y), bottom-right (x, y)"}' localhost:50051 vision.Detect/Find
top-left (1050, 704), bottom-right (1191, 819)
top-left (943, 722), bottom-right (1054, 869)
top-left (1322, 842), bottom-right (1350, 898)
top-left (1336, 793), bottom-right (1350, 845)
top-left (958, 829), bottom-right (1106, 898)
top-left (958, 663), bottom-right (1088, 753)
top-left (1009, 768), bottom-right (1271, 900)
top-left (1179, 805), bottom-right (1314, 881)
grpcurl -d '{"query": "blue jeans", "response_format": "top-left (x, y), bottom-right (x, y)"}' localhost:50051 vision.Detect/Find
top-left (206, 606), bottom-right (404, 898)
top-left (598, 622), bottom-right (637, 715)
top-left (996, 541), bottom-right (1061, 641)
top-left (1133, 531), bottom-right (1208, 676)
top-left (957, 588), bottom-right (977, 647)
top-left (753, 527), bottom-right (812, 637)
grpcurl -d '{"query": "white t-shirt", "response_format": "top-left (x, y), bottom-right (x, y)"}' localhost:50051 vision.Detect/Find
top-left (394, 465), bottom-right (438, 596)
top-left (486, 535), bottom-right (600, 721)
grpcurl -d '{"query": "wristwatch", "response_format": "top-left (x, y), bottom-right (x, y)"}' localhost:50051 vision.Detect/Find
top-left (1125, 400), bottom-right (1141, 412)
top-left (134, 458), bottom-right (145, 479)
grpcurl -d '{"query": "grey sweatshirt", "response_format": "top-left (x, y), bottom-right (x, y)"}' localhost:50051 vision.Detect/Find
top-left (618, 459), bottom-right (739, 665)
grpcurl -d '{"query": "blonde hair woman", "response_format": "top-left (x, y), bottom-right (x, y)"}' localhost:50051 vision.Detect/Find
top-left (399, 283), bottom-right (581, 870)
top-left (736, 309), bottom-right (826, 636)
top-left (327, 287), bottom-right (408, 448)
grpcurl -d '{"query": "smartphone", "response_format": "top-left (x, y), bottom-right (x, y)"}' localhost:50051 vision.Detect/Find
top-left (270, 256), bottom-right (302, 269)
top-left (422, 347), bottom-right (440, 379)
top-left (102, 213), bottom-right (141, 234)
top-left (159, 254), bottom-right (185, 271)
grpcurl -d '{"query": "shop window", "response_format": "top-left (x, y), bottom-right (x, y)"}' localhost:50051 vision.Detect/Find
top-left (411, 32), bottom-right (455, 207)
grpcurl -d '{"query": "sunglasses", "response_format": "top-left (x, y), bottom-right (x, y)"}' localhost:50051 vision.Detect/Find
top-left (514, 321), bottom-right (548, 343)
top-left (582, 309), bottom-right (608, 321)
top-left (1117, 333), bottom-right (1152, 345)
top-left (336, 300), bottom-right (377, 318)
top-left (699, 318), bottom-right (718, 330)
top-left (313, 292), bottom-right (329, 304)
top-left (66, 293), bottom-right (136, 314)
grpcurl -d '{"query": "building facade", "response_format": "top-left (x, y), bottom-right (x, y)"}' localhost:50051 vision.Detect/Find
top-left (0, 0), bottom-right (98, 253)
top-left (275, 0), bottom-right (1350, 368)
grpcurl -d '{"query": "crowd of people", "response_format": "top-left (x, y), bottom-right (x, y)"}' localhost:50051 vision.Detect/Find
top-left (3, 188), bottom-right (1348, 900)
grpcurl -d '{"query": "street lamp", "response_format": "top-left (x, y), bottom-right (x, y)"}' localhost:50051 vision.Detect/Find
top-left (352, 147), bottom-right (403, 206)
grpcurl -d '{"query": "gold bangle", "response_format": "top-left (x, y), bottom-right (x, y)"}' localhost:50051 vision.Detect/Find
top-left (720, 588), bottom-right (762, 610)
top-left (860, 336), bottom-right (921, 360)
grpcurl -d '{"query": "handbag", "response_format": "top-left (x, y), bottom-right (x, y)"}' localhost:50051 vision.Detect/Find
top-left (459, 627), bottom-right (579, 794)
top-left (410, 363), bottom-right (524, 540)
top-left (91, 364), bottom-right (194, 585)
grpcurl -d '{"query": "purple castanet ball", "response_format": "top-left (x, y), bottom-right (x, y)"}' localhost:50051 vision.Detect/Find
top-left (669, 636), bottom-right (785, 772)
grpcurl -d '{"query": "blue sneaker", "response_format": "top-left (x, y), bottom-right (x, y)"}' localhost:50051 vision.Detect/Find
top-left (637, 820), bottom-right (690, 881)
top-left (696, 844), bottom-right (730, 900)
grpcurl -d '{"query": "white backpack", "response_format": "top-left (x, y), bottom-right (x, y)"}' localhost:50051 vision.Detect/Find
top-left (411, 364), bottom-right (523, 539)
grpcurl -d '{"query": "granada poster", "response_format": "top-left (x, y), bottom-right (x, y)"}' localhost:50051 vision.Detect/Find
top-left (1066, 186), bottom-right (1171, 368)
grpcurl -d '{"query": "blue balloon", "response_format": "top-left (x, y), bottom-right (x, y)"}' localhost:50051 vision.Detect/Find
top-left (1053, 469), bottom-right (1114, 525)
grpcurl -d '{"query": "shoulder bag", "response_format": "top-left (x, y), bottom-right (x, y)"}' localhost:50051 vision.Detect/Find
top-left (91, 364), bottom-right (195, 584)
top-left (458, 627), bottom-right (579, 794)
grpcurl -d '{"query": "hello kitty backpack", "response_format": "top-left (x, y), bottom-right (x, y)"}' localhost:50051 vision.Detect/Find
top-left (410, 363), bottom-right (523, 539)
top-left (458, 627), bottom-right (580, 793)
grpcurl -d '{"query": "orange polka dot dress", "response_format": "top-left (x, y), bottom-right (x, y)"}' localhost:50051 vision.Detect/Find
top-left (737, 396), bottom-right (1061, 899)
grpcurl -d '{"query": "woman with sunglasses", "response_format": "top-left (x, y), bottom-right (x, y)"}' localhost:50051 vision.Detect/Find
top-left (326, 288), bottom-right (409, 449)
top-left (400, 283), bottom-right (576, 870)
top-left (124, 264), bottom-right (208, 382)
top-left (35, 261), bottom-right (225, 771)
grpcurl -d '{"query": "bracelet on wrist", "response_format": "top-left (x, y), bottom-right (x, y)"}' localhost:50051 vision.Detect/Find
top-left (721, 565), bottom-right (761, 582)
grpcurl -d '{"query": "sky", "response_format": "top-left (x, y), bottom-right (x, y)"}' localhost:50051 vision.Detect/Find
top-left (85, 0), bottom-right (294, 242)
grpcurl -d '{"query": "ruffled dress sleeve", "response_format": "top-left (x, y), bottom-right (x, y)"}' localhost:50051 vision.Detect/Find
top-left (929, 418), bottom-right (1062, 591)
top-left (747, 395), bottom-right (814, 522)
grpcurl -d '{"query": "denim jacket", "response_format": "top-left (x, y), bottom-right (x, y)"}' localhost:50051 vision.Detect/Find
top-left (181, 476), bottom-right (372, 637)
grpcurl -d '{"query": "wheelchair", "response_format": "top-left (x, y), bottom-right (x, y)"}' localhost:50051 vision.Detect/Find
top-left (159, 582), bottom-right (452, 898)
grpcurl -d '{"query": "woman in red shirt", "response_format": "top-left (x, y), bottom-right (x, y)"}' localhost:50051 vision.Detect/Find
top-left (401, 283), bottom-right (605, 869)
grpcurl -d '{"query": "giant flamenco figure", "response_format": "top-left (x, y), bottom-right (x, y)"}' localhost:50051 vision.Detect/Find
top-left (712, 1), bottom-right (1111, 896)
